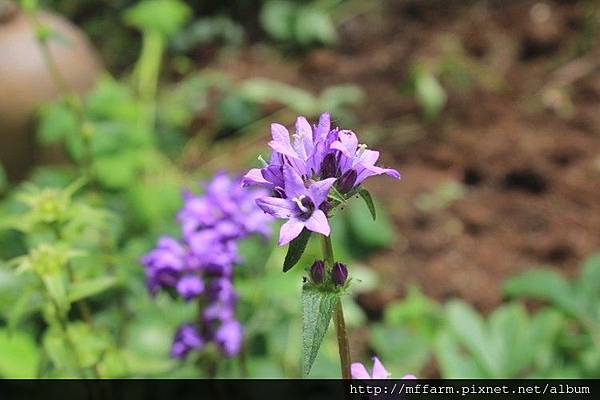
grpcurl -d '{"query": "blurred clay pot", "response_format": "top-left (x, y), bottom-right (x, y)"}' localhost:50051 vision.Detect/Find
top-left (0, 1), bottom-right (102, 180)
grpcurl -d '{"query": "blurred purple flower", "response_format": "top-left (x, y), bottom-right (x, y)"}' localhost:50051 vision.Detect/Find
top-left (351, 357), bottom-right (416, 380)
top-left (171, 324), bottom-right (204, 359)
top-left (214, 320), bottom-right (243, 357)
top-left (142, 172), bottom-right (273, 360)
top-left (141, 236), bottom-right (186, 295)
top-left (176, 275), bottom-right (204, 301)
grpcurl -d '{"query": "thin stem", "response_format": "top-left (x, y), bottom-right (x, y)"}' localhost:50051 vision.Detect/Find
top-left (320, 235), bottom-right (351, 379)
top-left (135, 30), bottom-right (164, 130)
top-left (24, 9), bottom-right (94, 180)
top-left (321, 234), bottom-right (335, 267)
top-left (51, 223), bottom-right (95, 337)
top-left (333, 299), bottom-right (351, 379)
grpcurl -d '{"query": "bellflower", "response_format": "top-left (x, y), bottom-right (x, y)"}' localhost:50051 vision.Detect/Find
top-left (241, 113), bottom-right (401, 378)
top-left (351, 357), bottom-right (416, 380)
top-left (331, 130), bottom-right (400, 189)
top-left (243, 113), bottom-right (399, 245)
top-left (256, 165), bottom-right (335, 245)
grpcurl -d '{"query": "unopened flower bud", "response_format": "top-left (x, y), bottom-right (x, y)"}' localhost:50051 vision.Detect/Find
top-left (337, 170), bottom-right (357, 194)
top-left (332, 262), bottom-right (348, 286)
top-left (321, 153), bottom-right (339, 179)
top-left (310, 260), bottom-right (325, 284)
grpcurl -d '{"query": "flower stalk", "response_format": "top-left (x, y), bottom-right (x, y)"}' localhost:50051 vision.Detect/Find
top-left (321, 235), bottom-right (351, 379)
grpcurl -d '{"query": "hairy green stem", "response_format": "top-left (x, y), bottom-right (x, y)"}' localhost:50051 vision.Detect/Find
top-left (48, 296), bottom-right (87, 378)
top-left (320, 235), bottom-right (351, 379)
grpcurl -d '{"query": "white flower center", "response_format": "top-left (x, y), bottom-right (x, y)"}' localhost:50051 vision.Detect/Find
top-left (292, 195), bottom-right (309, 213)
top-left (357, 143), bottom-right (368, 157)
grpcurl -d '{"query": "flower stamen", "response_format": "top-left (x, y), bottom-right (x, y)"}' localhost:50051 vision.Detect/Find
top-left (292, 195), bottom-right (309, 213)
top-left (357, 143), bottom-right (368, 157)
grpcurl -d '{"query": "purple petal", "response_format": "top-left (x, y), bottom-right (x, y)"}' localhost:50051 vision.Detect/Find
top-left (256, 197), bottom-right (296, 219)
top-left (269, 140), bottom-right (300, 160)
top-left (355, 165), bottom-right (401, 186)
top-left (355, 149), bottom-right (380, 167)
top-left (293, 116), bottom-right (313, 160)
top-left (241, 168), bottom-right (270, 188)
top-left (261, 165), bottom-right (284, 187)
top-left (271, 123), bottom-right (290, 143)
top-left (304, 209), bottom-right (330, 237)
top-left (308, 178), bottom-right (336, 207)
top-left (283, 164), bottom-right (306, 200)
top-left (279, 218), bottom-right (304, 246)
top-left (351, 362), bottom-right (371, 379)
top-left (402, 374), bottom-right (417, 379)
top-left (269, 123), bottom-right (299, 159)
top-left (330, 130), bottom-right (358, 158)
top-left (371, 357), bottom-right (390, 379)
top-left (314, 112), bottom-right (331, 142)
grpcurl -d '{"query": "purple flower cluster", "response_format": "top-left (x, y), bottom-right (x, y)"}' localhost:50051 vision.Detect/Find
top-left (141, 173), bottom-right (272, 359)
top-left (242, 113), bottom-right (400, 246)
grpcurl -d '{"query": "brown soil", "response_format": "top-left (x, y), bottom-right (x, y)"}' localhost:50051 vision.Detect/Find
top-left (208, 0), bottom-right (600, 314)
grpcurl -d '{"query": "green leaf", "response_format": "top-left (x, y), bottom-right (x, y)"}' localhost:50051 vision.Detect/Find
top-left (302, 283), bottom-right (339, 376)
top-left (413, 68), bottom-right (447, 120)
top-left (283, 228), bottom-right (311, 272)
top-left (0, 329), bottom-right (40, 378)
top-left (68, 276), bottom-right (118, 303)
top-left (434, 332), bottom-right (486, 378)
top-left (345, 201), bottom-right (393, 252)
top-left (579, 253), bottom-right (600, 299)
top-left (327, 185), bottom-right (346, 205)
top-left (123, 0), bottom-right (191, 36)
top-left (487, 303), bottom-right (531, 376)
top-left (7, 289), bottom-right (45, 331)
top-left (42, 273), bottom-right (69, 312)
top-left (504, 269), bottom-right (581, 316)
top-left (43, 322), bottom-right (110, 372)
top-left (446, 301), bottom-right (497, 376)
top-left (93, 153), bottom-right (139, 189)
top-left (36, 102), bottom-right (77, 145)
top-left (370, 325), bottom-right (432, 375)
top-left (359, 189), bottom-right (376, 220)
top-left (294, 5), bottom-right (336, 46)
top-left (260, 0), bottom-right (296, 42)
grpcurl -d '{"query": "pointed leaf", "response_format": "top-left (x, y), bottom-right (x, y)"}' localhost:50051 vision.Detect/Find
top-left (283, 228), bottom-right (311, 272)
top-left (504, 269), bottom-right (582, 316)
top-left (446, 301), bottom-right (497, 376)
top-left (434, 332), bottom-right (486, 378)
top-left (359, 189), bottom-right (376, 220)
top-left (68, 276), bottom-right (118, 303)
top-left (302, 283), bottom-right (339, 376)
top-left (7, 289), bottom-right (44, 331)
top-left (327, 186), bottom-right (346, 205)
